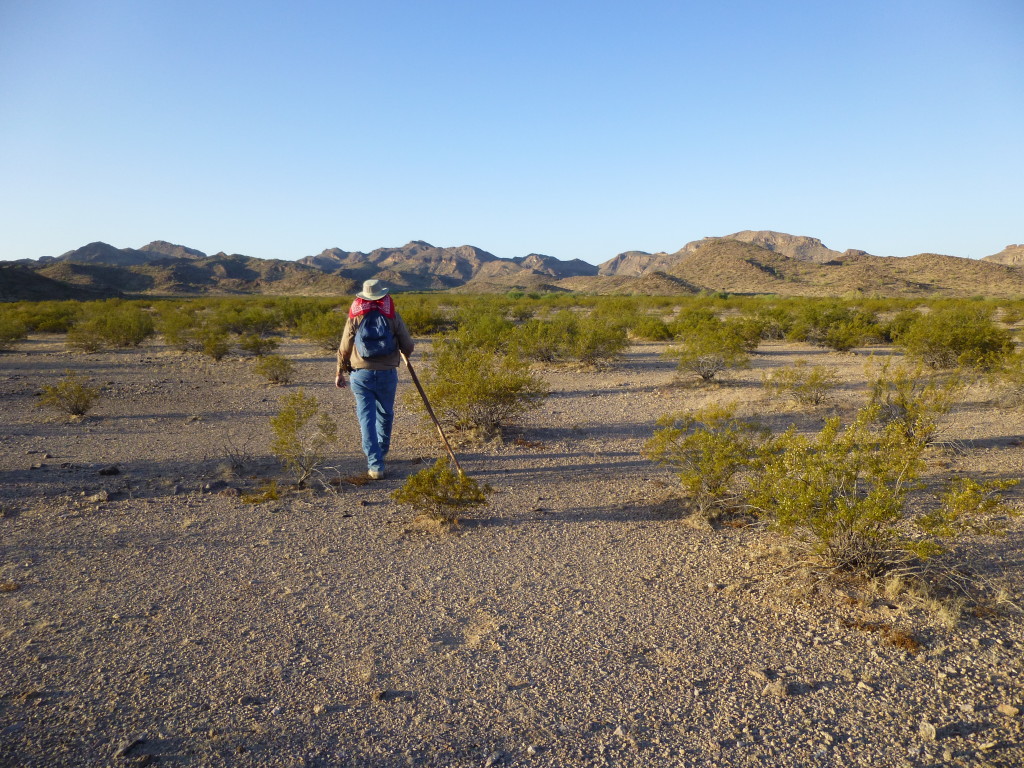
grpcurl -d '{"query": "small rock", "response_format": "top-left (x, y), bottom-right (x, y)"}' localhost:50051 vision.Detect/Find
top-left (919, 721), bottom-right (937, 741)
top-left (997, 703), bottom-right (1020, 717)
top-left (857, 681), bottom-right (876, 693)
top-left (87, 490), bottom-right (109, 504)
top-left (484, 751), bottom-right (501, 767)
top-left (979, 740), bottom-right (999, 751)
top-left (958, 702), bottom-right (976, 714)
top-left (762, 680), bottom-right (790, 698)
top-left (526, 745), bottom-right (538, 756)
top-left (115, 736), bottom-right (144, 757)
top-left (613, 725), bottom-right (627, 738)
top-left (748, 667), bottom-right (771, 682)
top-left (237, 695), bottom-right (259, 706)
top-left (313, 704), bottom-right (326, 715)
top-left (98, 465), bottom-right (120, 476)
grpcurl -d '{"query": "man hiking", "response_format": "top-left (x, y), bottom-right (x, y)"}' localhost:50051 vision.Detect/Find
top-left (335, 279), bottom-right (415, 480)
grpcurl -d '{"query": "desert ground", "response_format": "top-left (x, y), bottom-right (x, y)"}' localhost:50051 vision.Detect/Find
top-left (1, 334), bottom-right (1022, 768)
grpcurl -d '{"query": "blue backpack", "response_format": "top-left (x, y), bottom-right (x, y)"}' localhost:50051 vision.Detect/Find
top-left (355, 309), bottom-right (398, 359)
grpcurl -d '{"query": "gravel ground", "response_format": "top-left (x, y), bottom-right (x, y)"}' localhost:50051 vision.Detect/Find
top-left (1, 335), bottom-right (1023, 768)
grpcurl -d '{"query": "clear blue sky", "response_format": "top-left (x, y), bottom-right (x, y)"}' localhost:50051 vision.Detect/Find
top-left (1, 0), bottom-right (1021, 265)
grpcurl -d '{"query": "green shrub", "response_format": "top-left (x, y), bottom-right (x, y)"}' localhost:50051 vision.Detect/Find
top-left (452, 311), bottom-right (517, 353)
top-left (629, 316), bottom-right (673, 341)
top-left (66, 303), bottom-right (155, 351)
top-left (37, 370), bottom-right (101, 417)
top-left (157, 306), bottom-right (200, 351)
top-left (16, 301), bottom-right (81, 333)
top-left (900, 304), bottom-right (1013, 369)
top-left (723, 317), bottom-right (763, 353)
top-left (198, 328), bottom-right (231, 361)
top-left (866, 361), bottom-right (960, 445)
top-left (391, 456), bottom-right (492, 525)
top-left (787, 302), bottom-right (878, 351)
top-left (919, 478), bottom-right (1020, 539)
top-left (881, 309), bottom-right (923, 343)
top-left (417, 343), bottom-right (547, 438)
top-left (254, 354), bottom-right (295, 384)
top-left (211, 305), bottom-right (281, 336)
top-left (0, 316), bottom-right (27, 351)
top-left (763, 360), bottom-right (840, 406)
top-left (644, 403), bottom-right (767, 521)
top-left (995, 352), bottom-right (1024, 408)
top-left (269, 389), bottom-right (337, 486)
top-left (749, 307), bottom-right (794, 340)
top-left (65, 321), bottom-right (107, 352)
top-left (400, 299), bottom-right (448, 336)
top-left (748, 405), bottom-right (929, 573)
top-left (664, 324), bottom-right (749, 382)
top-left (297, 311), bottom-right (346, 352)
top-left (238, 333), bottom-right (279, 357)
top-left (667, 307), bottom-right (720, 338)
top-left (566, 313), bottom-right (630, 365)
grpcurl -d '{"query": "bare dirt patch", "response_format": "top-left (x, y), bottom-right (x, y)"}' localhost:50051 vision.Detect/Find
top-left (1, 336), bottom-right (1022, 767)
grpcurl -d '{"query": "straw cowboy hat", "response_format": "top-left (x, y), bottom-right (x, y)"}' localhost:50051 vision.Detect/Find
top-left (357, 279), bottom-right (390, 300)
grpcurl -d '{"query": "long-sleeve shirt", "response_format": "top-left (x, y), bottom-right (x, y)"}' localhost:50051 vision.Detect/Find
top-left (337, 310), bottom-right (415, 374)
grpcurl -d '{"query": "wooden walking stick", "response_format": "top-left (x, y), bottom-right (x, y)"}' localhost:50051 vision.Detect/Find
top-left (401, 352), bottom-right (464, 476)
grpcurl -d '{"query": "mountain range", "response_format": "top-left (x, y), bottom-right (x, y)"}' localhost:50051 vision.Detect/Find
top-left (4, 232), bottom-right (1024, 300)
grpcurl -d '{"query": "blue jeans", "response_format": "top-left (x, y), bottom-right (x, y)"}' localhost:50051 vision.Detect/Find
top-left (349, 368), bottom-right (398, 472)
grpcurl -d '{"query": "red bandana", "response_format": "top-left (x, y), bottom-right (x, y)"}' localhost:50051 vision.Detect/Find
top-left (348, 295), bottom-right (395, 319)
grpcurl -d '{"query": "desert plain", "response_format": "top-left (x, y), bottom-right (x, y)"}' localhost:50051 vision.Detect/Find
top-left (1, 334), bottom-right (1023, 768)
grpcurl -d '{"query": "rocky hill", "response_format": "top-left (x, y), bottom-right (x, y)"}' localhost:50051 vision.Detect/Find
top-left (42, 240), bottom-right (209, 267)
top-left (299, 241), bottom-right (597, 290)
top-left (0, 264), bottom-right (122, 301)
top-left (5, 234), bottom-right (1024, 300)
top-left (18, 248), bottom-right (355, 298)
top-left (984, 244), bottom-right (1024, 266)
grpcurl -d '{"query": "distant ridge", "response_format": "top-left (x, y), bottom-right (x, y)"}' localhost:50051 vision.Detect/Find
top-left (5, 232), bottom-right (1024, 300)
top-left (984, 244), bottom-right (1024, 266)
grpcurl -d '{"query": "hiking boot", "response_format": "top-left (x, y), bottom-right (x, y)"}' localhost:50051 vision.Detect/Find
top-left (368, 469), bottom-right (385, 480)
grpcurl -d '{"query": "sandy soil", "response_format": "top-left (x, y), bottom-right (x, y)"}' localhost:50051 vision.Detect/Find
top-left (1, 335), bottom-right (1023, 768)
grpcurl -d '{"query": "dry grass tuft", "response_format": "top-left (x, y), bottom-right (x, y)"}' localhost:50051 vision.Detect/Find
top-left (839, 618), bottom-right (926, 653)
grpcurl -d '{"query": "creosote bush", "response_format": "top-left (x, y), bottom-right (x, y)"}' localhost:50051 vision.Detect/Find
top-left (866, 361), bottom-right (961, 445)
top-left (254, 354), bottom-right (295, 385)
top-left (995, 351), bottom-right (1024, 408)
top-left (787, 302), bottom-right (878, 352)
top-left (649, 384), bottom-right (1019, 584)
top-left (269, 389), bottom-right (337, 486)
top-left (748, 401), bottom-right (1018, 575)
top-left (0, 316), bottom-right (28, 351)
top-left (664, 323), bottom-right (749, 382)
top-left (748, 405), bottom-right (929, 573)
top-left (297, 311), bottom-right (346, 352)
top-left (391, 456), bottom-right (492, 526)
top-left (644, 403), bottom-right (767, 521)
top-left (198, 328), bottom-right (231, 361)
top-left (416, 340), bottom-right (547, 439)
top-left (763, 360), bottom-right (839, 406)
top-left (37, 370), bottom-right (101, 417)
top-left (238, 333), bottom-right (279, 357)
top-left (67, 302), bottom-right (155, 352)
top-left (900, 304), bottom-right (1013, 369)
